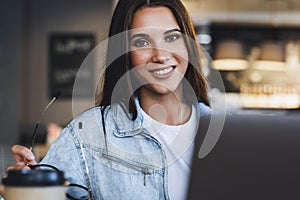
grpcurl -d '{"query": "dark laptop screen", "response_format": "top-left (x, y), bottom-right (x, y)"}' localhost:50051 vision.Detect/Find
top-left (188, 112), bottom-right (300, 200)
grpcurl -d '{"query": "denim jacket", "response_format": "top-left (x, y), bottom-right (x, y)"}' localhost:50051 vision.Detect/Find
top-left (41, 102), bottom-right (211, 200)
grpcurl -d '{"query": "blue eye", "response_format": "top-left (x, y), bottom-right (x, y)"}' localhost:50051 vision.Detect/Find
top-left (165, 34), bottom-right (180, 42)
top-left (133, 39), bottom-right (149, 47)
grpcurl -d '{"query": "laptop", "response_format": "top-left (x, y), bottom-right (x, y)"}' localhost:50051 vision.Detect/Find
top-left (188, 111), bottom-right (300, 200)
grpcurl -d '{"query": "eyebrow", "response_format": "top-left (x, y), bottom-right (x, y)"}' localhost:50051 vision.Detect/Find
top-left (130, 33), bottom-right (149, 40)
top-left (130, 28), bottom-right (182, 40)
top-left (164, 28), bottom-right (181, 35)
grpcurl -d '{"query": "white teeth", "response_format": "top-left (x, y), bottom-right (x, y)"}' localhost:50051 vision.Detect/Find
top-left (152, 67), bottom-right (173, 75)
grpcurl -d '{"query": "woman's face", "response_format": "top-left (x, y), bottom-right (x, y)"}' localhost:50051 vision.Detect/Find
top-left (130, 6), bottom-right (189, 95)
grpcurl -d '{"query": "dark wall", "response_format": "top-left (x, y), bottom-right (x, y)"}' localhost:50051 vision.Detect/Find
top-left (0, 0), bottom-right (112, 144)
top-left (0, 0), bottom-right (23, 144)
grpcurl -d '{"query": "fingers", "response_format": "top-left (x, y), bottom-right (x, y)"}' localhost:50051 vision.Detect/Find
top-left (6, 164), bottom-right (30, 172)
top-left (11, 145), bottom-right (37, 166)
top-left (0, 145), bottom-right (38, 199)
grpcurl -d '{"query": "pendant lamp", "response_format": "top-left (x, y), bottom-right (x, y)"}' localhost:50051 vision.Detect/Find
top-left (212, 39), bottom-right (248, 71)
top-left (253, 41), bottom-right (286, 71)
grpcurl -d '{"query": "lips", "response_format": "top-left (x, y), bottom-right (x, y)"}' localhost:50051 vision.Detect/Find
top-left (149, 66), bottom-right (176, 76)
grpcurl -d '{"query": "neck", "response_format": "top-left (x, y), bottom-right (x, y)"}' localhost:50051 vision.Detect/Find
top-left (139, 88), bottom-right (191, 125)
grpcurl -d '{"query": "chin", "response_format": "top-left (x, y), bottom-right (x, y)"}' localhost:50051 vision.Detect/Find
top-left (145, 83), bottom-right (181, 96)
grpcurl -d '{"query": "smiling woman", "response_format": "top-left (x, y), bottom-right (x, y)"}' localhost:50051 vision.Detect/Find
top-left (1, 0), bottom-right (211, 200)
top-left (130, 7), bottom-right (190, 118)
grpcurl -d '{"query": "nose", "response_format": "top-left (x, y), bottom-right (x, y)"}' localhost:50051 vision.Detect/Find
top-left (151, 48), bottom-right (171, 63)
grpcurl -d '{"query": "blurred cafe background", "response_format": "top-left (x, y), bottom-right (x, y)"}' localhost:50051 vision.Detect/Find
top-left (1, 0), bottom-right (300, 172)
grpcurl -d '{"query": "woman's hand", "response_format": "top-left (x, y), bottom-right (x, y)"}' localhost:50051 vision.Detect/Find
top-left (8, 145), bottom-right (37, 170)
top-left (0, 145), bottom-right (37, 198)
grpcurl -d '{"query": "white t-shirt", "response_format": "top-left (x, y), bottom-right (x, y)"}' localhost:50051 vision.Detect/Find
top-left (139, 104), bottom-right (198, 200)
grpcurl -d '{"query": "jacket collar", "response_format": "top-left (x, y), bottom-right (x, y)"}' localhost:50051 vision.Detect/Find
top-left (111, 102), bottom-right (144, 137)
top-left (111, 99), bottom-right (210, 138)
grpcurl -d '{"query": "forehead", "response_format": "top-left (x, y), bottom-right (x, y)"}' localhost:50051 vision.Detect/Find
top-left (131, 6), bottom-right (179, 30)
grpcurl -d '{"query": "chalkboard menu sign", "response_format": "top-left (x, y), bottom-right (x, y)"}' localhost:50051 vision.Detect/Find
top-left (49, 33), bottom-right (95, 99)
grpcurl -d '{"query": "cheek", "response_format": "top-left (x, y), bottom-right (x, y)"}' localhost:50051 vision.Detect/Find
top-left (168, 39), bottom-right (189, 61)
top-left (130, 50), bottom-right (151, 67)
top-left (177, 46), bottom-right (189, 62)
top-left (174, 48), bottom-right (189, 68)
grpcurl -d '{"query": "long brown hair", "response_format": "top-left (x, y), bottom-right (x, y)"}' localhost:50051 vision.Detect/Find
top-left (96, 0), bottom-right (210, 120)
